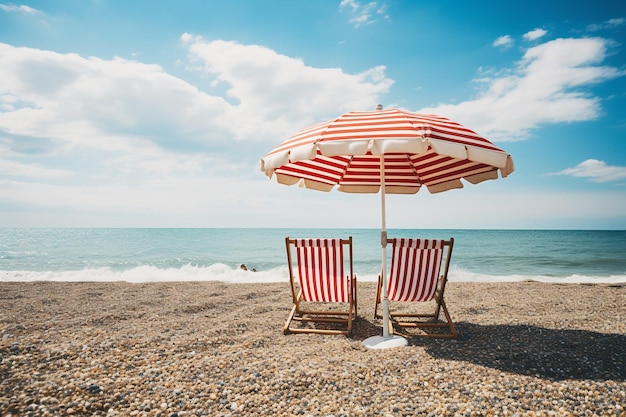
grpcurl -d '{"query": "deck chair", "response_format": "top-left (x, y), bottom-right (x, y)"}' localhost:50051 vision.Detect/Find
top-left (374, 237), bottom-right (457, 338)
top-left (284, 237), bottom-right (357, 336)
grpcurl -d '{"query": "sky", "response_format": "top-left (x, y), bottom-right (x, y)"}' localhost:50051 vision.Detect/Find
top-left (0, 0), bottom-right (625, 230)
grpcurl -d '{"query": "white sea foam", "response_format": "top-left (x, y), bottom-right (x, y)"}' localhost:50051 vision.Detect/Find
top-left (1, 264), bottom-right (625, 285)
top-left (0, 264), bottom-right (287, 283)
top-left (447, 269), bottom-right (626, 285)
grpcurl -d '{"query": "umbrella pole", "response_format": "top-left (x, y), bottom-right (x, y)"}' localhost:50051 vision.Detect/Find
top-left (380, 158), bottom-right (390, 339)
top-left (362, 155), bottom-right (407, 349)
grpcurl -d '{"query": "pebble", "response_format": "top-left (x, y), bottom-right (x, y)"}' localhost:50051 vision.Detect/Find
top-left (1, 281), bottom-right (624, 416)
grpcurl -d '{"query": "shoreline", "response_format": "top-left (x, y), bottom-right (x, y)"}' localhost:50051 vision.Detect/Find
top-left (2, 273), bottom-right (626, 286)
top-left (1, 281), bottom-right (625, 416)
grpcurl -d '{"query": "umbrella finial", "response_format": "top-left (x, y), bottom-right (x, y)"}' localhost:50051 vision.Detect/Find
top-left (376, 104), bottom-right (383, 111)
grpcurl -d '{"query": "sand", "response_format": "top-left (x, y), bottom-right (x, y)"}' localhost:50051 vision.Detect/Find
top-left (1, 281), bottom-right (625, 416)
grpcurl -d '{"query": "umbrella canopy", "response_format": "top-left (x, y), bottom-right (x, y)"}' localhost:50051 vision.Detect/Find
top-left (261, 107), bottom-right (514, 194)
top-left (261, 106), bottom-right (514, 348)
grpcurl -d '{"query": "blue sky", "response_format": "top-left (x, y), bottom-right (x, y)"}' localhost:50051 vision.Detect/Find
top-left (0, 0), bottom-right (625, 229)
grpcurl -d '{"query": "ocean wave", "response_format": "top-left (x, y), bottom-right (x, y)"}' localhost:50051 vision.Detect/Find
top-left (447, 269), bottom-right (626, 285)
top-left (0, 264), bottom-right (287, 284)
top-left (2, 263), bottom-right (626, 285)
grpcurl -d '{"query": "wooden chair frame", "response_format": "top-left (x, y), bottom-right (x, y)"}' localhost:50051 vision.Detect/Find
top-left (284, 236), bottom-right (357, 336)
top-left (374, 237), bottom-right (457, 339)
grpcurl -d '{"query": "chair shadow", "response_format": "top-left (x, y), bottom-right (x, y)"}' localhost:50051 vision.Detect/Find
top-left (350, 315), bottom-right (384, 340)
top-left (417, 322), bottom-right (625, 381)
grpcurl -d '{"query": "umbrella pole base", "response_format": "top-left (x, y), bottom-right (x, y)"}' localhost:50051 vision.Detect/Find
top-left (362, 335), bottom-right (408, 349)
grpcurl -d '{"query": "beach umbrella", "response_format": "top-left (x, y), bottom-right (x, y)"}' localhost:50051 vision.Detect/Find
top-left (260, 105), bottom-right (514, 348)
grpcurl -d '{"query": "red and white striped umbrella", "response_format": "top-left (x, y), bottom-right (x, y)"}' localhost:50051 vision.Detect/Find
top-left (260, 106), bottom-right (514, 347)
top-left (261, 106), bottom-right (514, 194)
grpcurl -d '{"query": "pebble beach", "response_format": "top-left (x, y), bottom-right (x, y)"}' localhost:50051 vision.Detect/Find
top-left (1, 281), bottom-right (625, 416)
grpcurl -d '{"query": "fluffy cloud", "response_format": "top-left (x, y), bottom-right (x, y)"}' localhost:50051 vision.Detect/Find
top-left (0, 39), bottom-right (392, 161)
top-left (587, 17), bottom-right (625, 31)
top-left (0, 159), bottom-right (70, 178)
top-left (340, 0), bottom-right (390, 27)
top-left (553, 159), bottom-right (626, 183)
top-left (420, 37), bottom-right (624, 141)
top-left (0, 38), bottom-right (393, 225)
top-left (493, 35), bottom-right (514, 49)
top-left (181, 35), bottom-right (393, 140)
top-left (0, 3), bottom-right (41, 13)
top-left (0, 43), bottom-right (232, 155)
top-left (523, 28), bottom-right (548, 41)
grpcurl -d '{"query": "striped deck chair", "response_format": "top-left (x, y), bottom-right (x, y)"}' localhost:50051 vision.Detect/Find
top-left (284, 237), bottom-right (357, 335)
top-left (375, 238), bottom-right (457, 338)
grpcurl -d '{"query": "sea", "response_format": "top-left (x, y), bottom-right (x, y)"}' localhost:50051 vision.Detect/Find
top-left (1, 228), bottom-right (625, 285)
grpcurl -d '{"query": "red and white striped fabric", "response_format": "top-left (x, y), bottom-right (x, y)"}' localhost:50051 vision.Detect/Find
top-left (294, 238), bottom-right (350, 303)
top-left (261, 108), bottom-right (514, 195)
top-left (387, 238), bottom-right (445, 302)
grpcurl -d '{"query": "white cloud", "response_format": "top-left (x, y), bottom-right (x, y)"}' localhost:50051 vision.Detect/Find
top-left (0, 38), bottom-right (393, 226)
top-left (420, 37), bottom-right (625, 141)
top-left (0, 159), bottom-right (70, 178)
top-left (0, 35), bottom-right (390, 169)
top-left (523, 28), bottom-right (547, 41)
top-left (552, 159), bottom-right (626, 183)
top-left (181, 35), bottom-right (393, 140)
top-left (340, 0), bottom-right (359, 12)
top-left (587, 17), bottom-right (625, 32)
top-left (0, 43), bottom-right (233, 156)
top-left (340, 0), bottom-right (389, 27)
top-left (0, 3), bottom-right (41, 13)
top-left (493, 35), bottom-right (513, 49)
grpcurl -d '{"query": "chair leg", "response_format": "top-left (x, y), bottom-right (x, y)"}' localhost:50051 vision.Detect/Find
top-left (283, 304), bottom-right (298, 335)
top-left (374, 274), bottom-right (382, 319)
top-left (433, 291), bottom-right (444, 321)
top-left (439, 299), bottom-right (457, 338)
top-left (352, 275), bottom-right (358, 318)
top-left (347, 305), bottom-right (353, 335)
